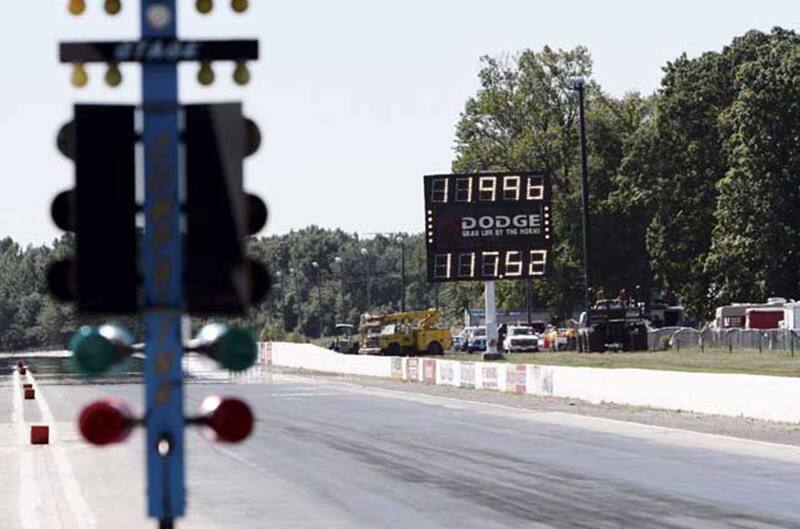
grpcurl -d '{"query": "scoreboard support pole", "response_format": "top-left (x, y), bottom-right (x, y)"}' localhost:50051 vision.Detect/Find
top-left (484, 281), bottom-right (499, 357)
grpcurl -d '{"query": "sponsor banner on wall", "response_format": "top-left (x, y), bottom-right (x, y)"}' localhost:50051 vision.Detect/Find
top-left (460, 362), bottom-right (476, 389)
top-left (258, 342), bottom-right (272, 366)
top-left (481, 365), bottom-right (499, 390)
top-left (506, 364), bottom-right (527, 394)
top-left (527, 365), bottom-right (554, 395)
top-left (438, 361), bottom-right (456, 385)
top-left (391, 357), bottom-right (403, 379)
top-left (423, 359), bottom-right (436, 384)
top-left (407, 357), bottom-right (419, 382)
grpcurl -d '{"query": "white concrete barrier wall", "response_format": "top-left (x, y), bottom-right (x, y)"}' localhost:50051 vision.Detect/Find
top-left (524, 365), bottom-right (800, 424)
top-left (269, 342), bottom-right (393, 378)
top-left (435, 360), bottom-right (460, 387)
top-left (266, 343), bottom-right (800, 423)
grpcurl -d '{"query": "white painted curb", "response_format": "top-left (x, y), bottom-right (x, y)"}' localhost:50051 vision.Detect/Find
top-left (264, 342), bottom-right (800, 423)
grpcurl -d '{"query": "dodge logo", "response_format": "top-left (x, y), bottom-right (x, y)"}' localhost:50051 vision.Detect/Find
top-left (461, 215), bottom-right (541, 230)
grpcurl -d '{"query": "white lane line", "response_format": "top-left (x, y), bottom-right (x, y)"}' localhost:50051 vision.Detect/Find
top-left (0, 351), bottom-right (71, 359)
top-left (269, 392), bottom-right (342, 398)
top-left (26, 371), bottom-right (97, 529)
top-left (276, 373), bottom-right (800, 462)
top-left (13, 369), bottom-right (41, 529)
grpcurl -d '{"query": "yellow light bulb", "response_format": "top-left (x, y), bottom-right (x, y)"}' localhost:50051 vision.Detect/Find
top-left (233, 61), bottom-right (251, 86)
top-left (198, 62), bottom-right (215, 86)
top-left (231, 0), bottom-right (248, 13)
top-left (196, 0), bottom-right (213, 14)
top-left (104, 0), bottom-right (121, 15)
top-left (68, 0), bottom-right (86, 15)
top-left (105, 63), bottom-right (122, 87)
top-left (71, 64), bottom-right (88, 88)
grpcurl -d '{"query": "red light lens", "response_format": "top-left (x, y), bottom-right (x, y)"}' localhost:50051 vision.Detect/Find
top-left (200, 396), bottom-right (253, 443)
top-left (78, 399), bottom-right (133, 445)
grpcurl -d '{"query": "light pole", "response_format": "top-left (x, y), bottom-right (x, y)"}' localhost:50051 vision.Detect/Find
top-left (333, 256), bottom-right (344, 322)
top-left (360, 247), bottom-right (371, 311)
top-left (289, 267), bottom-right (302, 332)
top-left (311, 261), bottom-right (322, 337)
top-left (569, 76), bottom-right (592, 310)
top-left (365, 232), bottom-right (407, 312)
top-left (274, 270), bottom-right (286, 331)
top-left (397, 235), bottom-right (406, 312)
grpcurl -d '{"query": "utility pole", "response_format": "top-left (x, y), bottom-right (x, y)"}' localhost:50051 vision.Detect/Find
top-left (363, 233), bottom-right (406, 312)
top-left (311, 261), bottom-right (322, 337)
top-left (360, 247), bottom-right (371, 311)
top-left (400, 238), bottom-right (406, 312)
top-left (333, 256), bottom-right (344, 322)
top-left (569, 76), bottom-right (592, 310)
top-left (275, 270), bottom-right (288, 332)
top-left (290, 267), bottom-right (302, 331)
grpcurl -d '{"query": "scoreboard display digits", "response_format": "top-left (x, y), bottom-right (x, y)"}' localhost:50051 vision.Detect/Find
top-left (432, 249), bottom-right (547, 281)
top-left (424, 172), bottom-right (552, 283)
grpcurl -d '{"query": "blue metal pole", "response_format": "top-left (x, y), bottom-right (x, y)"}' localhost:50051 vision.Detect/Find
top-left (140, 1), bottom-right (185, 523)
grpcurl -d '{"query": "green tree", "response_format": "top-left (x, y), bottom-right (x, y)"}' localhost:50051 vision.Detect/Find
top-left (587, 93), bottom-right (653, 297)
top-left (448, 46), bottom-right (650, 318)
top-left (35, 297), bottom-right (78, 347)
top-left (706, 37), bottom-right (800, 302)
top-left (618, 28), bottom-right (800, 317)
top-left (450, 47), bottom-right (589, 318)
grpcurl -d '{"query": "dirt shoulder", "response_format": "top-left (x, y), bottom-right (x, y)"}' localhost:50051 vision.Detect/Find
top-left (276, 366), bottom-right (800, 447)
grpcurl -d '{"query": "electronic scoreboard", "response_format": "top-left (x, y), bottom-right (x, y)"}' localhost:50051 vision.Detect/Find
top-left (424, 171), bottom-right (552, 283)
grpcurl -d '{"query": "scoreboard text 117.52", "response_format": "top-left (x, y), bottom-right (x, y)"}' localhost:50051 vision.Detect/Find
top-left (423, 172), bottom-right (552, 283)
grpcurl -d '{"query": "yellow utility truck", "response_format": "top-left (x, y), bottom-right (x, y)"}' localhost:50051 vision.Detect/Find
top-left (359, 309), bottom-right (451, 356)
top-left (359, 313), bottom-right (386, 353)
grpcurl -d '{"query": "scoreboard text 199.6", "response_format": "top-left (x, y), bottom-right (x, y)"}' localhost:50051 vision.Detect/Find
top-left (423, 172), bottom-right (552, 283)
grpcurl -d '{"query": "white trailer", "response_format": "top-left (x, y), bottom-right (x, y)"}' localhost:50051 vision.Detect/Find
top-left (783, 303), bottom-right (800, 330)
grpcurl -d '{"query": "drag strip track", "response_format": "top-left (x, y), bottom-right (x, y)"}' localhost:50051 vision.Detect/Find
top-left (3, 357), bottom-right (800, 529)
top-left (185, 375), bottom-right (800, 529)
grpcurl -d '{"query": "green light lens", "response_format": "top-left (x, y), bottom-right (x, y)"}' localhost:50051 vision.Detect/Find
top-left (211, 327), bottom-right (257, 372)
top-left (70, 326), bottom-right (117, 375)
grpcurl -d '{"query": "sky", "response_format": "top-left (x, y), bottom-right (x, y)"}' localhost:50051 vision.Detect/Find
top-left (0, 1), bottom-right (797, 246)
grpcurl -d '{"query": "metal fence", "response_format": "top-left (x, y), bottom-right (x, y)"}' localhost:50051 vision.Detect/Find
top-left (648, 327), bottom-right (800, 355)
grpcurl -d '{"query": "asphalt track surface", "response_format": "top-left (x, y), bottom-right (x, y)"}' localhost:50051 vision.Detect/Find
top-left (2, 355), bottom-right (800, 529)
